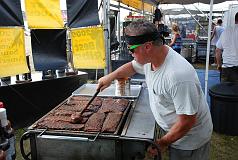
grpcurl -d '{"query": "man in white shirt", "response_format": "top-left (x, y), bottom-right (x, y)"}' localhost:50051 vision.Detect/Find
top-left (211, 19), bottom-right (224, 46)
top-left (211, 19), bottom-right (224, 66)
top-left (216, 12), bottom-right (238, 82)
top-left (97, 20), bottom-right (213, 160)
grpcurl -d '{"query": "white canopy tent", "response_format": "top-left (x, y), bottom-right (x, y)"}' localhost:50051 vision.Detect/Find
top-left (162, 8), bottom-right (202, 15)
top-left (158, 0), bottom-right (228, 4)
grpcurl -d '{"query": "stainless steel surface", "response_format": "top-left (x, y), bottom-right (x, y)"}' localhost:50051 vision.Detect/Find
top-left (121, 87), bottom-right (155, 139)
top-left (72, 83), bottom-right (141, 98)
top-left (35, 136), bottom-right (119, 160)
top-left (37, 132), bottom-right (100, 142)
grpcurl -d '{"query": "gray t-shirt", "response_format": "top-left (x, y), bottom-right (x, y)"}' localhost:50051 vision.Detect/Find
top-left (132, 47), bottom-right (213, 150)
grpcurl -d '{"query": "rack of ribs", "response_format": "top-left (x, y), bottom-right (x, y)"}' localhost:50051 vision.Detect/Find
top-left (84, 113), bottom-right (106, 132)
top-left (102, 112), bottom-right (123, 132)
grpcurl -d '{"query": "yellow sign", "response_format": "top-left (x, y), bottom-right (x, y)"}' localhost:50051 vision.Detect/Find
top-left (25, 0), bottom-right (64, 29)
top-left (114, 0), bottom-right (154, 12)
top-left (71, 27), bottom-right (106, 69)
top-left (144, 3), bottom-right (153, 13)
top-left (0, 28), bottom-right (29, 77)
top-left (121, 0), bottom-right (142, 10)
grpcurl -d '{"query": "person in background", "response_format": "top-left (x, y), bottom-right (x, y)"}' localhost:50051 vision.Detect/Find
top-left (180, 24), bottom-right (186, 38)
top-left (154, 2), bottom-right (162, 26)
top-left (187, 30), bottom-right (196, 41)
top-left (216, 12), bottom-right (238, 82)
top-left (169, 23), bottom-right (182, 54)
top-left (97, 20), bottom-right (213, 160)
top-left (211, 19), bottom-right (224, 66)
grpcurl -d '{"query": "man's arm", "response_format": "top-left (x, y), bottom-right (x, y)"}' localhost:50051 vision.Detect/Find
top-left (97, 62), bottom-right (136, 91)
top-left (157, 114), bottom-right (196, 152)
top-left (211, 27), bottom-right (216, 40)
top-left (216, 48), bottom-right (222, 71)
top-left (169, 34), bottom-right (177, 47)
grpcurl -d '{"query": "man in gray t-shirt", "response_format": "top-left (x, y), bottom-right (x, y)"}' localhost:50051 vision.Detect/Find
top-left (97, 20), bottom-right (213, 160)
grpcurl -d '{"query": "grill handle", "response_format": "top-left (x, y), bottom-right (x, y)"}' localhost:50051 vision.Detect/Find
top-left (119, 136), bottom-right (161, 160)
top-left (20, 131), bottom-right (32, 160)
top-left (37, 132), bottom-right (100, 142)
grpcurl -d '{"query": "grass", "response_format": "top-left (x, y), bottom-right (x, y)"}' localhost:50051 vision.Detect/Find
top-left (15, 128), bottom-right (30, 160)
top-left (210, 132), bottom-right (238, 160)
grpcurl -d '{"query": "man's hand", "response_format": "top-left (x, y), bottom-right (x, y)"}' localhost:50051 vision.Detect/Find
top-left (217, 65), bottom-right (222, 72)
top-left (146, 145), bottom-right (159, 158)
top-left (156, 138), bottom-right (169, 153)
top-left (97, 74), bottom-right (114, 91)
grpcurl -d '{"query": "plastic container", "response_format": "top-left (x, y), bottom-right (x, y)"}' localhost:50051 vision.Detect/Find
top-left (0, 109), bottom-right (8, 128)
top-left (115, 77), bottom-right (131, 96)
top-left (209, 82), bottom-right (238, 136)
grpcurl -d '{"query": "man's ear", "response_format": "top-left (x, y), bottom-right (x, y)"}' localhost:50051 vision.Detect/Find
top-left (145, 42), bottom-right (152, 50)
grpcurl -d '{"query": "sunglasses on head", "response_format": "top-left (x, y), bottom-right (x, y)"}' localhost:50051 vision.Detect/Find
top-left (127, 44), bottom-right (142, 53)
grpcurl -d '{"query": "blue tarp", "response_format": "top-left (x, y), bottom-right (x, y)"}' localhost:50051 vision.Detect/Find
top-left (196, 69), bottom-right (220, 106)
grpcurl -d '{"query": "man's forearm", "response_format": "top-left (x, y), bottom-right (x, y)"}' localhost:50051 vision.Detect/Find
top-left (97, 62), bottom-right (136, 91)
top-left (157, 114), bottom-right (196, 146)
top-left (111, 62), bottom-right (136, 79)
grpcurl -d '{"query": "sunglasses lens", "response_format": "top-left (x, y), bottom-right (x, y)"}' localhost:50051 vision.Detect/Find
top-left (129, 48), bottom-right (134, 53)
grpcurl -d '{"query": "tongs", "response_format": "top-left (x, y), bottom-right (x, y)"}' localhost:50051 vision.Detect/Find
top-left (86, 87), bottom-right (101, 108)
top-left (70, 87), bottom-right (101, 123)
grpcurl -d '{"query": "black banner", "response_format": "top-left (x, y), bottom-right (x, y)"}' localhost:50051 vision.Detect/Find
top-left (31, 29), bottom-right (67, 71)
top-left (0, 0), bottom-right (24, 26)
top-left (67, 0), bottom-right (100, 28)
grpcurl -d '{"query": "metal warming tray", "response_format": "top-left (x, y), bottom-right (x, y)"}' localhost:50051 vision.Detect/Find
top-left (72, 83), bottom-right (142, 99)
top-left (20, 88), bottom-right (160, 160)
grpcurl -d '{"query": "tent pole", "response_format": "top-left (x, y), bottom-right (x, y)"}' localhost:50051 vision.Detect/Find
top-left (193, 4), bottom-right (209, 19)
top-left (103, 0), bottom-right (111, 75)
top-left (205, 0), bottom-right (214, 100)
top-left (118, 1), bottom-right (121, 55)
top-left (182, 5), bottom-right (207, 34)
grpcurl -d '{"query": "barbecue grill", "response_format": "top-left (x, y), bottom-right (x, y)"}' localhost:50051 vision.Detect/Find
top-left (20, 85), bottom-right (161, 160)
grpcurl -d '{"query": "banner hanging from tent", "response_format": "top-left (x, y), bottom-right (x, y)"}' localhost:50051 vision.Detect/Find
top-left (71, 27), bottom-right (106, 69)
top-left (121, 0), bottom-right (143, 10)
top-left (144, 3), bottom-right (154, 13)
top-left (0, 0), bottom-right (24, 26)
top-left (114, 0), bottom-right (154, 12)
top-left (31, 29), bottom-right (67, 71)
top-left (0, 28), bottom-right (29, 77)
top-left (67, 0), bottom-right (100, 28)
top-left (25, 0), bottom-right (64, 29)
